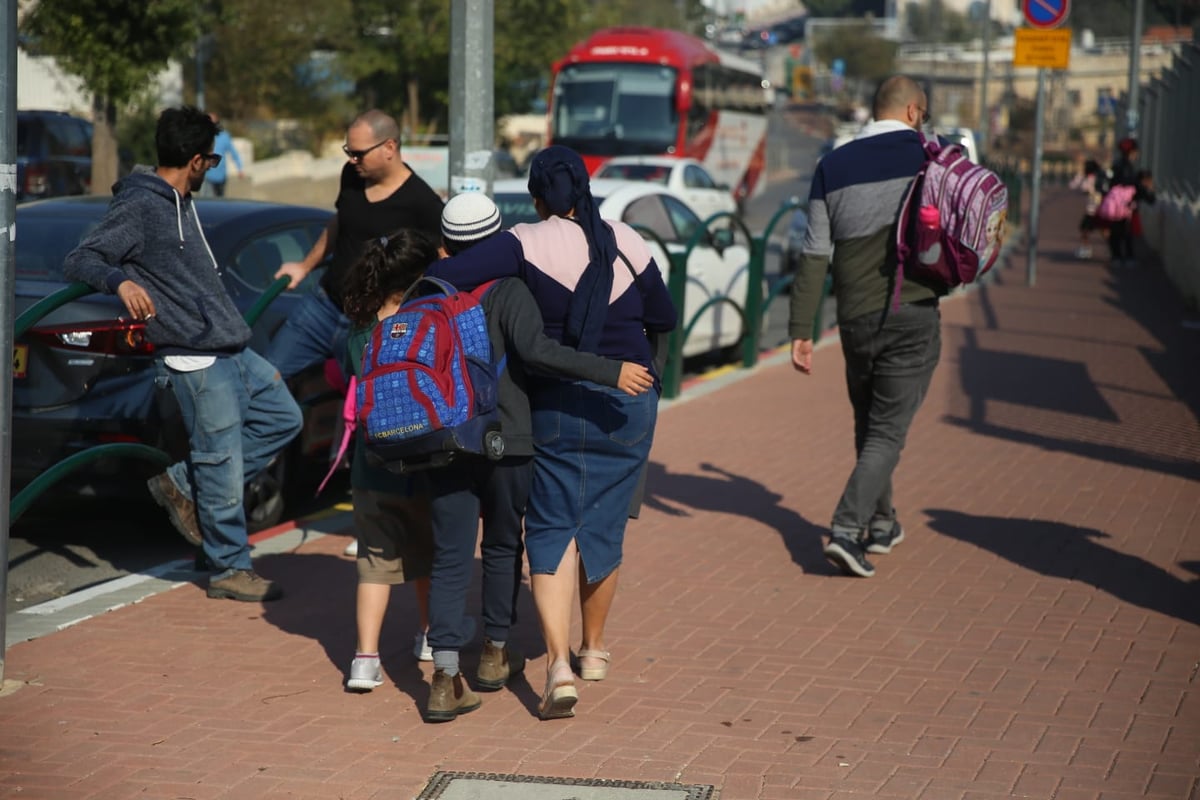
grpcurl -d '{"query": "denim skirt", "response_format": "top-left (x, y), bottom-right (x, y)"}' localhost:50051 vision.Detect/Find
top-left (525, 379), bottom-right (657, 583)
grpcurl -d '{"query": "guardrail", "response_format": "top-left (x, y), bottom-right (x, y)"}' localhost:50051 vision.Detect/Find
top-left (635, 199), bottom-right (829, 399)
top-left (9, 276), bottom-right (291, 525)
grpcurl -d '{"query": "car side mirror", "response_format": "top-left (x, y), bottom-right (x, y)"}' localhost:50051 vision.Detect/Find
top-left (710, 227), bottom-right (734, 253)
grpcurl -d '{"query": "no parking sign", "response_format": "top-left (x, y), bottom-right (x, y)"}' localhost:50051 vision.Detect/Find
top-left (1022, 0), bottom-right (1070, 29)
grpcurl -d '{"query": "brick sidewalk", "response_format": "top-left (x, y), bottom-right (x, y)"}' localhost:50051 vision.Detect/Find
top-left (2, 189), bottom-right (1198, 799)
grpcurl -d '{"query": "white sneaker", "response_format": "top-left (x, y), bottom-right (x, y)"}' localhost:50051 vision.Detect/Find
top-left (414, 616), bottom-right (476, 661)
top-left (343, 539), bottom-right (358, 557)
top-left (414, 632), bottom-right (433, 661)
top-left (346, 656), bottom-right (383, 691)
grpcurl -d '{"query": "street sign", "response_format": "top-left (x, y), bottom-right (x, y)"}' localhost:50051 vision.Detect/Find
top-left (1014, 28), bottom-right (1072, 69)
top-left (1022, 0), bottom-right (1070, 30)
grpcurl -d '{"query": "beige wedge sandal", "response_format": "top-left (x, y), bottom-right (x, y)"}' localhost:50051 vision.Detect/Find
top-left (577, 649), bottom-right (611, 681)
top-left (538, 660), bottom-right (578, 720)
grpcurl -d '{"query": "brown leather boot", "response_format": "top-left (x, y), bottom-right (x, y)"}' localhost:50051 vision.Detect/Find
top-left (147, 472), bottom-right (202, 547)
top-left (476, 641), bottom-right (525, 691)
top-left (426, 669), bottom-right (482, 722)
top-left (207, 569), bottom-right (283, 602)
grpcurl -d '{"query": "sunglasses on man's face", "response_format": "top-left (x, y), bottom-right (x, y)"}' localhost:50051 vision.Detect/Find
top-left (342, 139), bottom-right (390, 161)
top-left (201, 152), bottom-right (222, 167)
top-left (915, 106), bottom-right (931, 125)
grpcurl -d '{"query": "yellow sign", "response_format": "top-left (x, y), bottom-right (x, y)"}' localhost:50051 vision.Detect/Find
top-left (13, 344), bottom-right (28, 380)
top-left (1013, 27), bottom-right (1072, 69)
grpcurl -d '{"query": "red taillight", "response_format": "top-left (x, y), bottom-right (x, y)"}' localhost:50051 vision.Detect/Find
top-left (29, 320), bottom-right (155, 356)
top-left (24, 164), bottom-right (49, 196)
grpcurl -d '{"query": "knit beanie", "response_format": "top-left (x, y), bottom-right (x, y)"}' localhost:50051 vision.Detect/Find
top-left (441, 192), bottom-right (502, 245)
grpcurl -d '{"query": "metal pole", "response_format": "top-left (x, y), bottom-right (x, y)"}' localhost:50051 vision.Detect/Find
top-left (1, 0), bottom-right (17, 679)
top-left (1126, 0), bottom-right (1145, 136)
top-left (978, 0), bottom-right (992, 162)
top-left (448, 0), bottom-right (495, 200)
top-left (1027, 68), bottom-right (1046, 288)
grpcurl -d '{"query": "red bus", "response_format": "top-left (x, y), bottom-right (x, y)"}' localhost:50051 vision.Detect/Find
top-left (548, 26), bottom-right (770, 208)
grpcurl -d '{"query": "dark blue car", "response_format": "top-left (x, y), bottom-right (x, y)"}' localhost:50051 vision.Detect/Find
top-left (12, 197), bottom-right (340, 528)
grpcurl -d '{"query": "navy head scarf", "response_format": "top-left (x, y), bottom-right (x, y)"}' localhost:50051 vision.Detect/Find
top-left (527, 145), bottom-right (618, 352)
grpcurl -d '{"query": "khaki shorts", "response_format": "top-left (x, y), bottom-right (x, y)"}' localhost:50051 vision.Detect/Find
top-left (353, 487), bottom-right (434, 585)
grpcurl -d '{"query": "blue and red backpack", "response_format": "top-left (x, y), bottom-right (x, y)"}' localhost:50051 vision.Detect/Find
top-left (355, 276), bottom-right (505, 474)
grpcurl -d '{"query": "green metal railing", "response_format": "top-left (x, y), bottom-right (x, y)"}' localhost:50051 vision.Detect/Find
top-left (634, 202), bottom-right (830, 399)
top-left (10, 276), bottom-right (292, 524)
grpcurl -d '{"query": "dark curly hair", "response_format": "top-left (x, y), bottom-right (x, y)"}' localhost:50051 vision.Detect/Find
top-left (156, 106), bottom-right (219, 168)
top-left (341, 229), bottom-right (439, 328)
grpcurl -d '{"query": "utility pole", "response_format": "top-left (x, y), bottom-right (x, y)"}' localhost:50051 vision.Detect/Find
top-left (448, 0), bottom-right (495, 200)
top-left (978, 0), bottom-right (992, 162)
top-left (1126, 0), bottom-right (1146, 137)
top-left (1, 0), bottom-right (17, 680)
top-left (1027, 69), bottom-right (1046, 288)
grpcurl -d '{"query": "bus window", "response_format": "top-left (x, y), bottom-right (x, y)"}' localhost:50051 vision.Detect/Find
top-left (552, 63), bottom-right (678, 155)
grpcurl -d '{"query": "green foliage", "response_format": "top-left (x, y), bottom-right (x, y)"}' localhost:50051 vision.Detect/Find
top-left (814, 22), bottom-right (897, 83)
top-left (905, 1), bottom-right (980, 43)
top-left (203, 0), bottom-right (352, 147)
top-left (20, 0), bottom-right (196, 106)
top-left (804, 0), bottom-right (853, 16)
top-left (115, 90), bottom-right (163, 166)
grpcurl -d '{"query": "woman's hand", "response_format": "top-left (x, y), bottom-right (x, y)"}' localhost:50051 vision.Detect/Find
top-left (617, 362), bottom-right (654, 395)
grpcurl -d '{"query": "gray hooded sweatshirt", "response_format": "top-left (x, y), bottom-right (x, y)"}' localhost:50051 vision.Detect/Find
top-left (63, 168), bottom-right (251, 357)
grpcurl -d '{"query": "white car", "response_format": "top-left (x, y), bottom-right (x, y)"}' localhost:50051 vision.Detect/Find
top-left (592, 156), bottom-right (740, 224)
top-left (491, 178), bottom-right (764, 360)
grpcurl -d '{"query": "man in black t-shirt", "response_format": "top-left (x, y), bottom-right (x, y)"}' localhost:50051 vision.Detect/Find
top-left (266, 109), bottom-right (444, 380)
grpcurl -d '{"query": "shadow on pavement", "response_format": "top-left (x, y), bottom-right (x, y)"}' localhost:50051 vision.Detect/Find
top-left (642, 461), bottom-right (833, 574)
top-left (925, 508), bottom-right (1200, 627)
top-left (254, 550), bottom-right (547, 716)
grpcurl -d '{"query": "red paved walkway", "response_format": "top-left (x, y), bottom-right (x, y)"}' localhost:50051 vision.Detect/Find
top-left (3, 189), bottom-right (1198, 799)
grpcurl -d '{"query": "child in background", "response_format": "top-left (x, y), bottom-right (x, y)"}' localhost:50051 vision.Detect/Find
top-left (420, 193), bottom-right (654, 722)
top-left (339, 230), bottom-right (443, 692)
top-left (1070, 158), bottom-right (1106, 259)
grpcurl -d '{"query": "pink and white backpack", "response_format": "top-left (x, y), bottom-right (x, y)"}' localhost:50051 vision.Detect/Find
top-left (894, 135), bottom-right (1008, 306)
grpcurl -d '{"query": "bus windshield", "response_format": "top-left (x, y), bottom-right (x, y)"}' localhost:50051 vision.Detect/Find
top-left (551, 63), bottom-right (679, 157)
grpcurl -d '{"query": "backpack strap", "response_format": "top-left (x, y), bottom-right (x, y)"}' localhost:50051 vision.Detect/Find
top-left (467, 279), bottom-right (507, 377)
top-left (316, 374), bottom-right (357, 496)
top-left (401, 275), bottom-right (459, 304)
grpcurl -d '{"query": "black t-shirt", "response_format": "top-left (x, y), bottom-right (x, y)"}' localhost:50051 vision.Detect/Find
top-left (322, 162), bottom-right (444, 308)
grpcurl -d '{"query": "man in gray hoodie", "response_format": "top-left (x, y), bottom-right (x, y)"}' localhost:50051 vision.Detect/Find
top-left (64, 106), bottom-right (302, 602)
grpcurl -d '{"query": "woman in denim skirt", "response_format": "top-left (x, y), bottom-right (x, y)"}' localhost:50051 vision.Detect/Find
top-left (423, 145), bottom-right (677, 718)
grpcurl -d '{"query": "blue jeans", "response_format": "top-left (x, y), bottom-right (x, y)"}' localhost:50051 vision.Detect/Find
top-left (264, 286), bottom-right (350, 381)
top-left (831, 302), bottom-right (941, 538)
top-left (156, 350), bottom-right (303, 573)
top-left (425, 457), bottom-right (532, 652)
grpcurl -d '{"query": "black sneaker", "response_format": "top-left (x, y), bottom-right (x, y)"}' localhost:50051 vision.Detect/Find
top-left (865, 522), bottom-right (905, 554)
top-left (824, 536), bottom-right (876, 577)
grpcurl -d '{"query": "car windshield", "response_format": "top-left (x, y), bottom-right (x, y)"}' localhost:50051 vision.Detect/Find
top-left (596, 163), bottom-right (670, 185)
top-left (15, 216), bottom-right (103, 280)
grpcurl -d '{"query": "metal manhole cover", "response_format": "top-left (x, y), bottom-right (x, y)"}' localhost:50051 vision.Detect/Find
top-left (417, 771), bottom-right (715, 800)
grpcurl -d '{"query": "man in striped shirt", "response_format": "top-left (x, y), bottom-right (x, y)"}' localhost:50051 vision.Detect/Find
top-left (788, 75), bottom-right (945, 578)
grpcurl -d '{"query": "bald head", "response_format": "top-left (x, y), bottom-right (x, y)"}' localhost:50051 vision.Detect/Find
top-left (352, 109), bottom-right (402, 143)
top-left (872, 75), bottom-right (926, 128)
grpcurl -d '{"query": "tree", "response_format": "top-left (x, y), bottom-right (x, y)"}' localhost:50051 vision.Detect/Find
top-left (814, 22), bottom-right (898, 86)
top-left (804, 0), bottom-right (853, 16)
top-left (204, 0), bottom-right (353, 148)
top-left (905, 0), bottom-right (978, 43)
top-left (20, 0), bottom-right (197, 194)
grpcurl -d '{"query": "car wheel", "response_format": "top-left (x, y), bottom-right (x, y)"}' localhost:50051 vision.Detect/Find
top-left (245, 449), bottom-right (289, 532)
